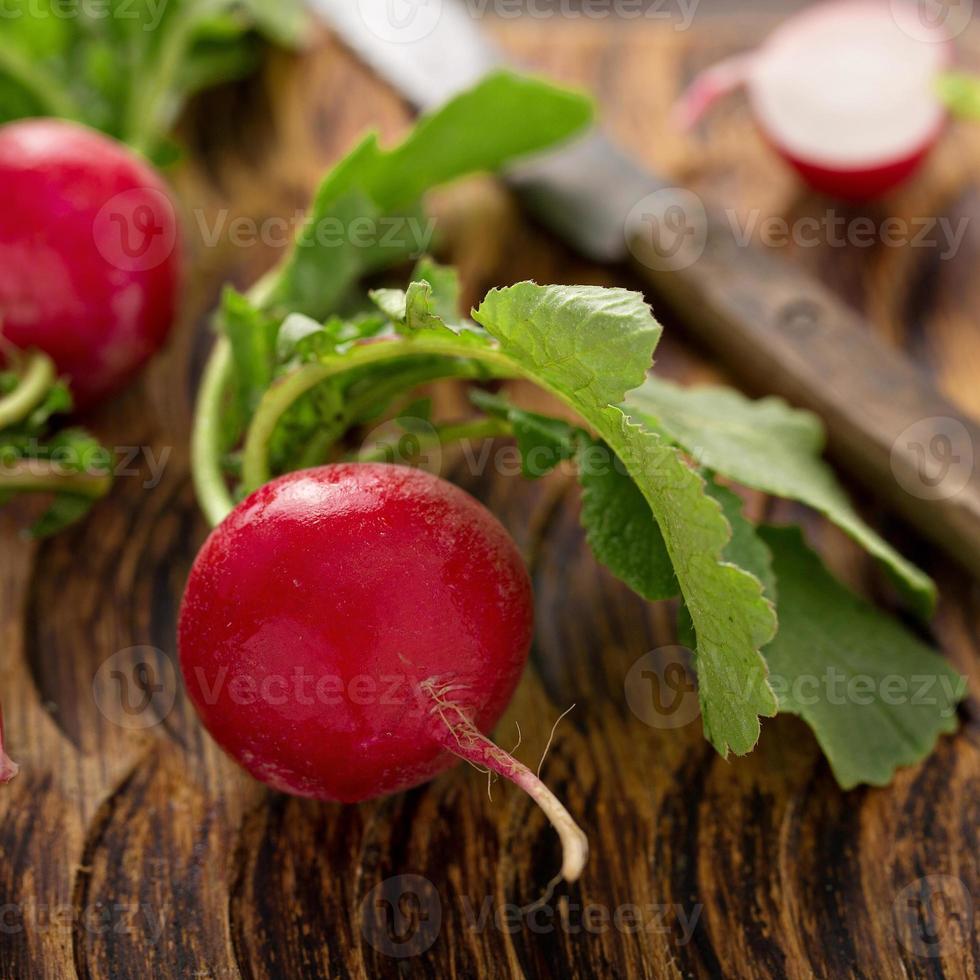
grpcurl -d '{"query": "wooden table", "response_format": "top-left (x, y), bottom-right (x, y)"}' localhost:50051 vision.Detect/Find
top-left (2, 14), bottom-right (978, 978)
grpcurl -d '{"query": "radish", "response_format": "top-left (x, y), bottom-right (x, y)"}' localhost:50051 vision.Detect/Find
top-left (675, 0), bottom-right (953, 200)
top-left (0, 119), bottom-right (181, 409)
top-left (178, 463), bottom-right (588, 882)
top-left (0, 706), bottom-right (16, 784)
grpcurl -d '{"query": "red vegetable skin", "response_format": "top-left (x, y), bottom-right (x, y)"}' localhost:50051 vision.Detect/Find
top-left (0, 705), bottom-right (17, 784)
top-left (0, 119), bottom-right (181, 408)
top-left (179, 463), bottom-right (588, 881)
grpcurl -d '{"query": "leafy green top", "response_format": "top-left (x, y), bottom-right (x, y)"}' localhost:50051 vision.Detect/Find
top-left (190, 71), bottom-right (964, 788)
top-left (0, 0), bottom-right (305, 160)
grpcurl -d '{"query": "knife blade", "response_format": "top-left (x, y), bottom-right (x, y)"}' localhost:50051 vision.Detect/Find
top-left (309, 0), bottom-right (980, 581)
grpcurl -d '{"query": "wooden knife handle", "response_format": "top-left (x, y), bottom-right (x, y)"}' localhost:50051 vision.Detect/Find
top-left (628, 196), bottom-right (980, 580)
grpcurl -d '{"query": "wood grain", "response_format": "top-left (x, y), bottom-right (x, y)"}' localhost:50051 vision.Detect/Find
top-left (1, 16), bottom-right (978, 979)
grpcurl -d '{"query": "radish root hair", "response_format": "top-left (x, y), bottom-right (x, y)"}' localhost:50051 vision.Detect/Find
top-left (421, 679), bottom-right (589, 883)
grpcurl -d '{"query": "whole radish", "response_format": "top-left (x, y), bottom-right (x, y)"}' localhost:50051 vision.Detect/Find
top-left (675, 0), bottom-right (953, 200)
top-left (178, 463), bottom-right (588, 882)
top-left (0, 119), bottom-right (181, 408)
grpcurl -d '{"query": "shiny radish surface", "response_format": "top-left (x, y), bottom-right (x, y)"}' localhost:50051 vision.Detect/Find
top-left (0, 119), bottom-right (181, 408)
top-left (178, 464), bottom-right (588, 881)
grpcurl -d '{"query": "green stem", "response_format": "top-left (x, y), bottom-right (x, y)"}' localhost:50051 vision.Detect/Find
top-left (240, 340), bottom-right (520, 494)
top-left (191, 336), bottom-right (237, 526)
top-left (0, 352), bottom-right (56, 429)
top-left (124, 4), bottom-right (206, 156)
top-left (0, 39), bottom-right (82, 119)
top-left (353, 417), bottom-right (513, 464)
top-left (0, 461), bottom-right (111, 498)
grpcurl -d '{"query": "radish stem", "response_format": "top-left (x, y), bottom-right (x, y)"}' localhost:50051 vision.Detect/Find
top-left (422, 680), bottom-right (589, 883)
top-left (0, 460), bottom-right (111, 497)
top-left (0, 350), bottom-right (56, 429)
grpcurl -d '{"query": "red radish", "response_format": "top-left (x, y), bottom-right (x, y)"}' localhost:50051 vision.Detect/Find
top-left (0, 119), bottom-right (181, 409)
top-left (0, 706), bottom-right (16, 784)
top-left (178, 463), bottom-right (588, 881)
top-left (675, 1), bottom-right (953, 200)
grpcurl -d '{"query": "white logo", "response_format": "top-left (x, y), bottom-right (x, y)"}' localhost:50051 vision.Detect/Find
top-left (360, 875), bottom-right (442, 957)
top-left (891, 416), bottom-right (974, 501)
top-left (357, 0), bottom-right (444, 44)
top-left (893, 875), bottom-right (974, 957)
top-left (93, 646), bottom-right (177, 730)
top-left (626, 188), bottom-right (708, 272)
top-left (890, 0), bottom-right (973, 42)
top-left (625, 647), bottom-right (701, 730)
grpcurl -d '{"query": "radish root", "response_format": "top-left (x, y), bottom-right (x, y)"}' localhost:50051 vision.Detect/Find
top-left (422, 680), bottom-right (589, 883)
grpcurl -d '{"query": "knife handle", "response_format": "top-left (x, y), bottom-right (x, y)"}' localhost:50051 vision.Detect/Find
top-left (628, 198), bottom-right (980, 580)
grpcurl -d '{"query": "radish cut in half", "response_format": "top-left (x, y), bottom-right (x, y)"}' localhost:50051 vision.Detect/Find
top-left (676, 1), bottom-right (953, 199)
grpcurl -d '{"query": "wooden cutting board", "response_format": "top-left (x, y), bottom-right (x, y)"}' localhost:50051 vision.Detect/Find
top-left (2, 15), bottom-right (978, 979)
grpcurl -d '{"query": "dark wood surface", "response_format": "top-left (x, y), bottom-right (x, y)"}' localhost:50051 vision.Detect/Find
top-left (2, 15), bottom-right (979, 979)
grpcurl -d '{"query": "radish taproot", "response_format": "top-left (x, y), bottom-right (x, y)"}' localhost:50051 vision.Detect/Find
top-left (675, 0), bottom-right (952, 199)
top-left (178, 463), bottom-right (589, 882)
top-left (0, 119), bottom-right (181, 408)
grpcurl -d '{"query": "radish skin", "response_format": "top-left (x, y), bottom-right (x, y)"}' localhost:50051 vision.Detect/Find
top-left (0, 119), bottom-right (181, 408)
top-left (178, 463), bottom-right (589, 882)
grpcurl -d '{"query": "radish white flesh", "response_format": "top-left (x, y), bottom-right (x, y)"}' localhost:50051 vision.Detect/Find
top-left (678, 1), bottom-right (953, 198)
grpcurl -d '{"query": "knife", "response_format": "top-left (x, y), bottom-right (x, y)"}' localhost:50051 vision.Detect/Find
top-left (310, 0), bottom-right (980, 580)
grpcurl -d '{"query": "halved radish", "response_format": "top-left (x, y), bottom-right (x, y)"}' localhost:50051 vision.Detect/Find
top-left (676, 1), bottom-right (954, 200)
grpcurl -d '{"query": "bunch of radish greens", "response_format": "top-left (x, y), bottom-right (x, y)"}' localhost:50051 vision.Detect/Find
top-left (0, 0), bottom-right (304, 537)
top-left (191, 71), bottom-right (965, 794)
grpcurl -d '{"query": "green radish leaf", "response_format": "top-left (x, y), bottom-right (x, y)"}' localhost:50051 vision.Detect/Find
top-left (677, 478), bottom-right (776, 649)
top-left (31, 492), bottom-right (99, 538)
top-left (759, 526), bottom-right (965, 789)
top-left (0, 354), bottom-right (112, 532)
top-left (577, 436), bottom-right (677, 602)
top-left (936, 72), bottom-right (980, 120)
top-left (473, 284), bottom-right (779, 755)
top-left (625, 378), bottom-right (936, 614)
top-left (412, 258), bottom-right (463, 323)
top-left (262, 72), bottom-right (592, 319)
top-left (0, 0), bottom-right (305, 160)
top-left (469, 390), bottom-right (579, 478)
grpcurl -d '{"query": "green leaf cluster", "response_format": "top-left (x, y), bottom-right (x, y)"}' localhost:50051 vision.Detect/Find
top-left (0, 0), bottom-right (306, 160)
top-left (191, 71), bottom-right (964, 787)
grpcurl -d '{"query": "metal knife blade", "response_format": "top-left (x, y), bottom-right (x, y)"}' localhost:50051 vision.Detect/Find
top-left (309, 0), bottom-right (980, 583)
top-left (308, 0), bottom-right (661, 261)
